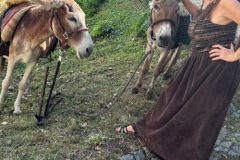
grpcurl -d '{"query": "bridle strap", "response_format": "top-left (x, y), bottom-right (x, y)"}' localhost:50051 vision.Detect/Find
top-left (49, 9), bottom-right (89, 50)
top-left (65, 28), bottom-right (89, 36)
top-left (151, 18), bottom-right (176, 28)
top-left (149, 9), bottom-right (180, 48)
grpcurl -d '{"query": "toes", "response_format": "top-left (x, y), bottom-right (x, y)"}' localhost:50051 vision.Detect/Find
top-left (115, 127), bottom-right (119, 132)
top-left (115, 126), bottom-right (135, 134)
top-left (115, 127), bottom-right (122, 133)
top-left (115, 126), bottom-right (125, 133)
top-left (127, 126), bottom-right (135, 134)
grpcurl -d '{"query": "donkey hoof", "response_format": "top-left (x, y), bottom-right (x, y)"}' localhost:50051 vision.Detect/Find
top-left (145, 89), bottom-right (154, 100)
top-left (13, 109), bottom-right (22, 115)
top-left (132, 87), bottom-right (139, 94)
top-left (162, 73), bottom-right (172, 80)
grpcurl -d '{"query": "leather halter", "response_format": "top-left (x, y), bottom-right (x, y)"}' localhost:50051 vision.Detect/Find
top-left (50, 9), bottom-right (89, 50)
top-left (149, 7), bottom-right (180, 48)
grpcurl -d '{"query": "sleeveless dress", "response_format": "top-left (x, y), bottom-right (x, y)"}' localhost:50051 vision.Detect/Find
top-left (132, 1), bottom-right (240, 160)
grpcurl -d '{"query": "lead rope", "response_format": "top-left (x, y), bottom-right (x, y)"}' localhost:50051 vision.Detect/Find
top-left (67, 51), bottom-right (152, 118)
top-left (35, 47), bottom-right (151, 124)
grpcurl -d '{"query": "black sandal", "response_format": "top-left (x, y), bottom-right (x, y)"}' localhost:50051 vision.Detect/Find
top-left (116, 126), bottom-right (135, 134)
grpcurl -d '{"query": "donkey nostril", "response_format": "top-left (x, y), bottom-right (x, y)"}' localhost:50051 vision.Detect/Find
top-left (86, 47), bottom-right (93, 54)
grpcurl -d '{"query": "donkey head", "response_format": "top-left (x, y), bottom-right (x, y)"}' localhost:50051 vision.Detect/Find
top-left (150, 0), bottom-right (180, 48)
top-left (52, 0), bottom-right (93, 58)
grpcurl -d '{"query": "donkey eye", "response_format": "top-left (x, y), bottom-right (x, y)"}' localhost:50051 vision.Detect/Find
top-left (68, 17), bottom-right (77, 22)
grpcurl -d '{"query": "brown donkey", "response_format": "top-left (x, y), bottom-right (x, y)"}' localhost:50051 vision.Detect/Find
top-left (0, 0), bottom-right (93, 114)
top-left (132, 0), bottom-right (191, 99)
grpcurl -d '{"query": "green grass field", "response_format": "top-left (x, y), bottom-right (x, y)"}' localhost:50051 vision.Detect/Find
top-left (0, 0), bottom-right (240, 159)
top-left (0, 0), bottom-right (159, 159)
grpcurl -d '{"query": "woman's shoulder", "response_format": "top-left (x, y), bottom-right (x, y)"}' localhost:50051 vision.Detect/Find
top-left (218, 0), bottom-right (240, 25)
top-left (218, 0), bottom-right (240, 7)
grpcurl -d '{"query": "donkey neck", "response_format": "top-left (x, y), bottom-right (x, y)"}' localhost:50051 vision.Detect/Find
top-left (14, 7), bottom-right (55, 48)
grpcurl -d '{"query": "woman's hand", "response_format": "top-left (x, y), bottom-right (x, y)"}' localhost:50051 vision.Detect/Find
top-left (181, 0), bottom-right (200, 16)
top-left (209, 44), bottom-right (239, 62)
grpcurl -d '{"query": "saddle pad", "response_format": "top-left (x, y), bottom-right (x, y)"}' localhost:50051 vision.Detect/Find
top-left (0, 0), bottom-right (29, 15)
top-left (1, 3), bottom-right (32, 42)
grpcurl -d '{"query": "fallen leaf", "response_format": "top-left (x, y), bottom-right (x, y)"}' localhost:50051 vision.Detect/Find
top-left (95, 146), bottom-right (101, 151)
top-left (81, 122), bottom-right (88, 127)
top-left (1, 122), bottom-right (8, 125)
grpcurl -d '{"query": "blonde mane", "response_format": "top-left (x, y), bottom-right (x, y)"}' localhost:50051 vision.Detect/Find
top-left (0, 0), bottom-right (31, 15)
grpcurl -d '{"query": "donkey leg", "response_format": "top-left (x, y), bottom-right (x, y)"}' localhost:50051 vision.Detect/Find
top-left (163, 47), bottom-right (181, 80)
top-left (132, 45), bottom-right (154, 94)
top-left (0, 58), bottom-right (16, 112)
top-left (146, 49), bottom-right (170, 99)
top-left (14, 62), bottom-right (36, 114)
top-left (24, 73), bottom-right (32, 94)
top-left (162, 49), bottom-right (177, 80)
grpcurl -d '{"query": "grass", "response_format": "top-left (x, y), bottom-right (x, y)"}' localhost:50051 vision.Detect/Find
top-left (76, 0), bottom-right (106, 16)
top-left (0, 0), bottom-right (240, 159)
top-left (0, 0), bottom-right (155, 159)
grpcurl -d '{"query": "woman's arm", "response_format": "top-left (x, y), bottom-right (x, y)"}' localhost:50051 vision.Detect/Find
top-left (181, 0), bottom-right (200, 16)
top-left (209, 0), bottom-right (240, 62)
top-left (220, 0), bottom-right (240, 25)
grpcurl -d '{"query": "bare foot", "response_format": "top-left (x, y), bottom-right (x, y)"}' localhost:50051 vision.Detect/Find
top-left (115, 125), bottom-right (135, 134)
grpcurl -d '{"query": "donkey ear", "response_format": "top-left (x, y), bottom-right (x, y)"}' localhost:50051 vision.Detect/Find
top-left (62, 3), bottom-right (74, 13)
top-left (62, 4), bottom-right (69, 13)
top-left (66, 4), bottom-right (74, 12)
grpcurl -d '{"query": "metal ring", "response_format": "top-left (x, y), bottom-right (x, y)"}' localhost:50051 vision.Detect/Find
top-left (63, 32), bottom-right (69, 40)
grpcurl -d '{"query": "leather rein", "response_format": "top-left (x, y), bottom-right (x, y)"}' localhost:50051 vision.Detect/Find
top-left (50, 9), bottom-right (89, 51)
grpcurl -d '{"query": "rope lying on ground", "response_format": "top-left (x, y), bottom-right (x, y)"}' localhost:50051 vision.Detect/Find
top-left (62, 52), bottom-right (152, 118)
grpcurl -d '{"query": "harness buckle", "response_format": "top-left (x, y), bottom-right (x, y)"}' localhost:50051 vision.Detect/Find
top-left (59, 50), bottom-right (63, 56)
top-left (63, 32), bottom-right (69, 40)
top-left (58, 50), bottom-right (65, 62)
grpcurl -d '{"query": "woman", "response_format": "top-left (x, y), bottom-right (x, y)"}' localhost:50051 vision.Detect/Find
top-left (116, 0), bottom-right (240, 159)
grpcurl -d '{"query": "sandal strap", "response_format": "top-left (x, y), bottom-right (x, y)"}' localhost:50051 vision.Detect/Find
top-left (119, 126), bottom-right (129, 134)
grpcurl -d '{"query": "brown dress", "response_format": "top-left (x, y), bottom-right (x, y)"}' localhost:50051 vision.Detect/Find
top-left (132, 1), bottom-right (240, 160)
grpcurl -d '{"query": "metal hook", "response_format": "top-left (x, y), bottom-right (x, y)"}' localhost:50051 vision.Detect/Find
top-left (63, 32), bottom-right (69, 40)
